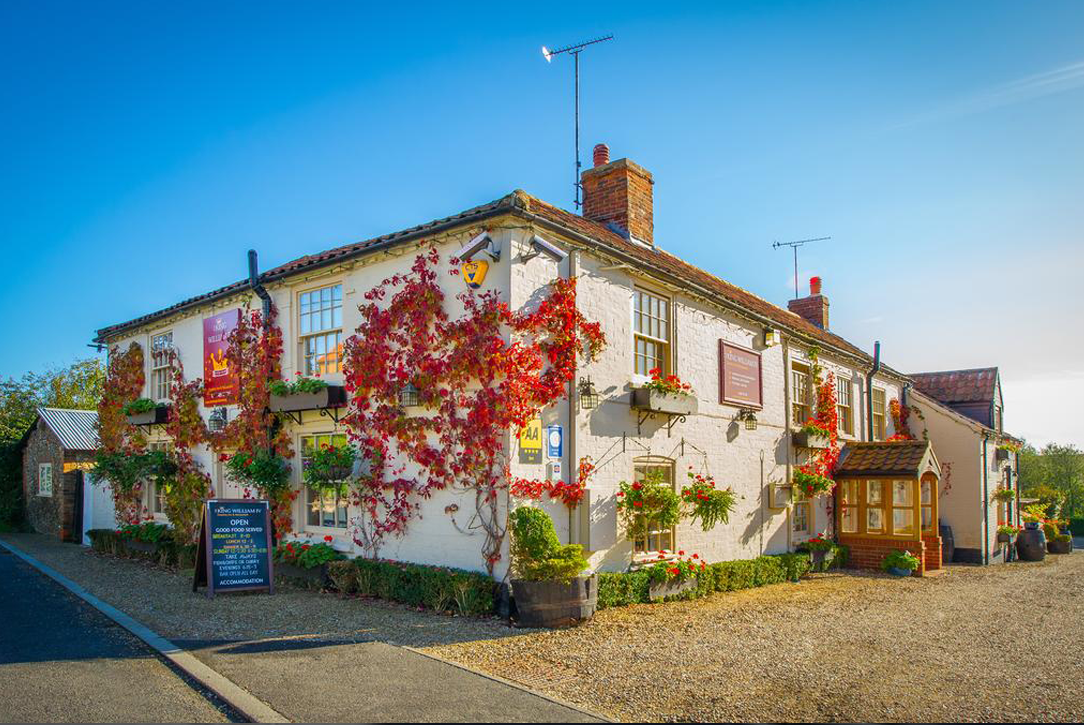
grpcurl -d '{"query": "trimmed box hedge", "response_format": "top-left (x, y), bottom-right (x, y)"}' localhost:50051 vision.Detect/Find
top-left (597, 553), bottom-right (814, 610)
top-left (327, 558), bottom-right (497, 617)
top-left (86, 528), bottom-right (197, 569)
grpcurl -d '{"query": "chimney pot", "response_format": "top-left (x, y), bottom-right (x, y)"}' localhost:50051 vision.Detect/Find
top-left (810, 276), bottom-right (822, 295)
top-left (593, 143), bottom-right (610, 167)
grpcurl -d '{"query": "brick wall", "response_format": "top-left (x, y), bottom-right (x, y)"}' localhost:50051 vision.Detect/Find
top-left (787, 295), bottom-right (829, 330)
top-left (921, 533), bottom-right (943, 570)
top-left (581, 158), bottom-right (654, 244)
top-left (840, 534), bottom-right (928, 576)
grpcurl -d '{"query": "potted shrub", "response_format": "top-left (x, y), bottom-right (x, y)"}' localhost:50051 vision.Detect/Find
top-left (269, 374), bottom-right (347, 413)
top-left (508, 507), bottom-right (595, 628)
top-left (630, 368), bottom-right (698, 417)
top-left (882, 549), bottom-right (920, 577)
top-left (1043, 521), bottom-right (1073, 555)
top-left (274, 536), bottom-right (344, 587)
top-left (124, 398), bottom-right (170, 426)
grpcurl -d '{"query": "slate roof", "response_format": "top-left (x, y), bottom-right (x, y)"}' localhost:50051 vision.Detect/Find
top-left (36, 407), bottom-right (99, 451)
top-left (93, 189), bottom-right (900, 374)
top-left (835, 440), bottom-right (934, 478)
top-left (909, 368), bottom-right (998, 405)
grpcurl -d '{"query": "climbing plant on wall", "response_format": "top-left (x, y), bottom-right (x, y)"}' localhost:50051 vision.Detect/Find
top-left (95, 342), bottom-right (149, 524)
top-left (793, 348), bottom-right (840, 498)
top-left (342, 246), bottom-right (605, 574)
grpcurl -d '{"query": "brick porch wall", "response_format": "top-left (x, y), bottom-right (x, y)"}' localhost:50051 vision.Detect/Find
top-left (921, 534), bottom-right (943, 571)
top-left (839, 535), bottom-right (927, 576)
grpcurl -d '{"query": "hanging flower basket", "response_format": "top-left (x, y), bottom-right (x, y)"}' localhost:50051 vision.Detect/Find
top-left (792, 468), bottom-right (834, 497)
top-left (223, 449), bottom-right (292, 494)
top-left (303, 443), bottom-right (358, 493)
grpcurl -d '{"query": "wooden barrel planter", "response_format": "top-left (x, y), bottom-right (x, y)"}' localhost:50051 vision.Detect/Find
top-left (1016, 524), bottom-right (1047, 562)
top-left (511, 575), bottom-right (598, 628)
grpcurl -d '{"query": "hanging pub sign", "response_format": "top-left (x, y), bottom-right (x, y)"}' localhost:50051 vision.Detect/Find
top-left (518, 417), bottom-right (543, 464)
top-left (461, 259), bottom-right (489, 289)
top-left (192, 499), bottom-right (274, 598)
top-left (203, 309), bottom-right (241, 406)
top-left (719, 340), bottom-right (763, 408)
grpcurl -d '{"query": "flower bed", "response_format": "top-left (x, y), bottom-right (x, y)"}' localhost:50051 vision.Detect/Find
top-left (596, 554), bottom-right (812, 609)
top-left (326, 557), bottom-right (497, 617)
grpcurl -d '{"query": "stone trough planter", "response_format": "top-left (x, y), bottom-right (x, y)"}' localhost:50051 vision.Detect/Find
top-left (630, 388), bottom-right (698, 417)
top-left (792, 429), bottom-right (830, 449)
top-left (126, 404), bottom-right (170, 426)
top-left (123, 539), bottom-right (157, 556)
top-left (275, 562), bottom-right (330, 588)
top-left (270, 385), bottom-right (348, 413)
top-left (648, 577), bottom-right (698, 601)
top-left (511, 574), bottom-right (598, 628)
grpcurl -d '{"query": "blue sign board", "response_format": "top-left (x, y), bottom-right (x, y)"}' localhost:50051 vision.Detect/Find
top-left (546, 424), bottom-right (563, 459)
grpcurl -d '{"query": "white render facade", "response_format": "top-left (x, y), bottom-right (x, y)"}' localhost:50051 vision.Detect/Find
top-left (96, 156), bottom-right (917, 579)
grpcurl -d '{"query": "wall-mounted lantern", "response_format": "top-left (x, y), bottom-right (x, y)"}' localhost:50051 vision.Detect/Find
top-left (737, 408), bottom-right (758, 431)
top-left (398, 383), bottom-right (421, 409)
top-left (764, 328), bottom-right (779, 347)
top-left (578, 377), bottom-right (599, 410)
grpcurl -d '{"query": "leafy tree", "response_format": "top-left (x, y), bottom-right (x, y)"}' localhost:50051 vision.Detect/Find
top-left (0, 358), bottom-right (105, 526)
top-left (1019, 442), bottom-right (1084, 519)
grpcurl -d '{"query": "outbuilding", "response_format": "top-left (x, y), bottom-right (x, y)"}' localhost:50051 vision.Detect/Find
top-left (20, 407), bottom-right (99, 541)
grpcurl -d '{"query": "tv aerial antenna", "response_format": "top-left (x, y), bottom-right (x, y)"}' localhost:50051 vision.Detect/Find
top-left (541, 34), bottom-right (614, 209)
top-left (772, 236), bottom-right (832, 299)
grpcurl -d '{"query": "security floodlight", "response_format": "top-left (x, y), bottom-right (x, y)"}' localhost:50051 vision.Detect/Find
top-left (455, 231), bottom-right (499, 262)
top-left (521, 234), bottom-right (568, 263)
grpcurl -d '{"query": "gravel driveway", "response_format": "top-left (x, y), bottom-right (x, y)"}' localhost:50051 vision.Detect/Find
top-left (6, 533), bottom-right (1081, 722)
top-left (427, 555), bottom-right (1084, 722)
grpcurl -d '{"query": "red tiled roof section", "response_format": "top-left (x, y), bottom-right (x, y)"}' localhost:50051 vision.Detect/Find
top-left (517, 192), bottom-right (874, 363)
top-left (835, 440), bottom-right (932, 478)
top-left (909, 368), bottom-right (998, 404)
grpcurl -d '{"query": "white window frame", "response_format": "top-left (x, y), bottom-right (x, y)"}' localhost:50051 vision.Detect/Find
top-left (836, 377), bottom-right (854, 437)
top-left (146, 441), bottom-right (172, 518)
top-left (37, 462), bottom-right (53, 497)
top-left (150, 331), bottom-right (174, 402)
top-left (631, 457), bottom-right (676, 554)
top-left (301, 432), bottom-right (350, 533)
top-left (632, 287), bottom-right (671, 380)
top-left (871, 387), bottom-right (887, 441)
top-left (791, 362), bottom-right (812, 426)
top-left (298, 283), bottom-right (344, 377)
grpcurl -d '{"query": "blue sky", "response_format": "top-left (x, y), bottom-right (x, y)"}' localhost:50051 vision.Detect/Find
top-left (2, 1), bottom-right (1082, 445)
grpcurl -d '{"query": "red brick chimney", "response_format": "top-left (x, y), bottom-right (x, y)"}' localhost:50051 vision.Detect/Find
top-left (581, 143), bottom-right (654, 245)
top-left (788, 276), bottom-right (830, 330)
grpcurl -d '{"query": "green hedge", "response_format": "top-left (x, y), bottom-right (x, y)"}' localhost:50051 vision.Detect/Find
top-left (86, 528), bottom-right (197, 569)
top-left (327, 558), bottom-right (496, 617)
top-left (597, 553), bottom-right (815, 610)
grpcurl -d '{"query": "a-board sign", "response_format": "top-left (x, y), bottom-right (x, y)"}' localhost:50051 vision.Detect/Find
top-left (192, 499), bottom-right (274, 598)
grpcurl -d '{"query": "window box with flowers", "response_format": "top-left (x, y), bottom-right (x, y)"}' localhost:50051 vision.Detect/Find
top-left (124, 398), bottom-right (171, 426)
top-left (792, 420), bottom-right (831, 450)
top-left (631, 368), bottom-right (698, 417)
top-left (274, 536), bottom-right (344, 588)
top-left (996, 523), bottom-right (1020, 544)
top-left (268, 375), bottom-right (347, 415)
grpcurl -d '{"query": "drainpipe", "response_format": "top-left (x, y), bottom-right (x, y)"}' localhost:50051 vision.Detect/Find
top-left (782, 335), bottom-right (793, 552)
top-left (982, 433), bottom-right (990, 564)
top-left (248, 249), bottom-right (272, 325)
top-left (865, 341), bottom-right (881, 440)
top-left (567, 249), bottom-right (579, 547)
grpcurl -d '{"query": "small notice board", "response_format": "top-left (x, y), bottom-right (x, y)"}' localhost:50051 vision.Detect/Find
top-left (192, 499), bottom-right (274, 598)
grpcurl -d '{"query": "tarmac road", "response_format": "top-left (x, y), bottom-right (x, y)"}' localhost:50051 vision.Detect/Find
top-left (0, 547), bottom-right (231, 723)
